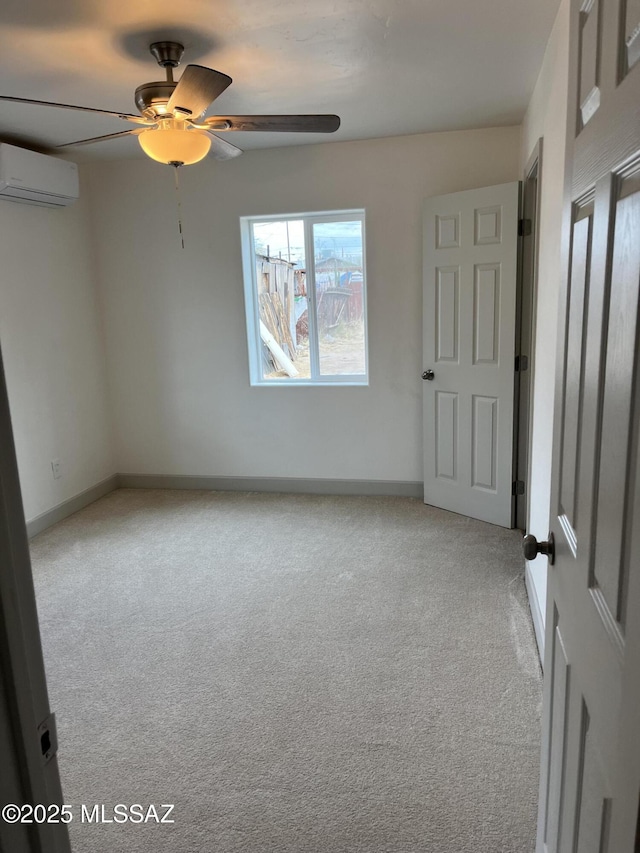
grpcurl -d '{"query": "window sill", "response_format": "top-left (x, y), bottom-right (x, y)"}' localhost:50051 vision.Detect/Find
top-left (250, 378), bottom-right (369, 388)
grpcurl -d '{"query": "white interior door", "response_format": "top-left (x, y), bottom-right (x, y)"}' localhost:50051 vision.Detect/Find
top-left (533, 0), bottom-right (640, 848)
top-left (422, 182), bottom-right (519, 528)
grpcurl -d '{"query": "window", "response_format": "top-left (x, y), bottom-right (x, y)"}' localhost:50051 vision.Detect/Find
top-left (240, 210), bottom-right (368, 385)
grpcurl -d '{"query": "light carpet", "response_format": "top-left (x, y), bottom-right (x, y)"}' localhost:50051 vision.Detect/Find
top-left (30, 488), bottom-right (542, 853)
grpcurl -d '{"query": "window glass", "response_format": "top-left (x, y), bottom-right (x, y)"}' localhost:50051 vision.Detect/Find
top-left (242, 211), bottom-right (368, 385)
top-left (312, 220), bottom-right (366, 377)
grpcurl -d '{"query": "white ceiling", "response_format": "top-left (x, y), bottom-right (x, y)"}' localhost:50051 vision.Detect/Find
top-left (0, 0), bottom-right (561, 162)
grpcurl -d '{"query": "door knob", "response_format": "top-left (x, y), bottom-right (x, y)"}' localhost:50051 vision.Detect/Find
top-left (523, 532), bottom-right (555, 565)
top-left (422, 369), bottom-right (435, 381)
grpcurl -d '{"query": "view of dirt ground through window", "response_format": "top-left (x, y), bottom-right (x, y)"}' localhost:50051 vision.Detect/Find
top-left (252, 216), bottom-right (366, 380)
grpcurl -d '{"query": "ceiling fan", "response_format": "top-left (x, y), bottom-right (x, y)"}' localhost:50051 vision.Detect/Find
top-left (0, 41), bottom-right (341, 166)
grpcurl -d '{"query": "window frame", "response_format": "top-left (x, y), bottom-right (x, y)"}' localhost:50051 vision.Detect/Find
top-left (240, 209), bottom-right (369, 387)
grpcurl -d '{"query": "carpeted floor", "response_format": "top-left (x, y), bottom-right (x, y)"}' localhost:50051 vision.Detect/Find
top-left (29, 489), bottom-right (542, 853)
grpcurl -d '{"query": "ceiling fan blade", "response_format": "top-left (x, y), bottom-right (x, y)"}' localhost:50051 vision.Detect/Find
top-left (0, 95), bottom-right (151, 124)
top-left (200, 115), bottom-right (341, 133)
top-left (57, 128), bottom-right (147, 148)
top-left (206, 132), bottom-right (243, 161)
top-left (166, 66), bottom-right (232, 118)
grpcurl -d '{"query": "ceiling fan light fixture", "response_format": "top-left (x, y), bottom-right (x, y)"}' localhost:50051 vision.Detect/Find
top-left (138, 120), bottom-right (211, 166)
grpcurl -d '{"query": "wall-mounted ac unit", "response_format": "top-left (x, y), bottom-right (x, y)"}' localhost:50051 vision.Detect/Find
top-left (0, 143), bottom-right (79, 209)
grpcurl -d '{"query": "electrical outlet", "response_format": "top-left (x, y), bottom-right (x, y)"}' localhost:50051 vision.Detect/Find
top-left (51, 459), bottom-right (61, 479)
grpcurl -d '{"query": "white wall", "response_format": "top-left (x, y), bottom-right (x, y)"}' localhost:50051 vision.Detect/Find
top-left (0, 193), bottom-right (115, 522)
top-left (520, 0), bottom-right (570, 624)
top-left (85, 126), bottom-right (521, 483)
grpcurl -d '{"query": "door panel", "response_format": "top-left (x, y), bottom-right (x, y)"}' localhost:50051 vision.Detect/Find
top-left (559, 203), bottom-right (592, 533)
top-left (472, 395), bottom-right (498, 491)
top-left (423, 182), bottom-right (519, 528)
top-left (578, 0), bottom-right (602, 127)
top-left (435, 391), bottom-right (458, 481)
top-left (473, 264), bottom-right (501, 364)
top-left (436, 267), bottom-right (459, 362)
top-left (536, 0), bottom-right (640, 848)
top-left (623, 0), bottom-right (640, 72)
top-left (593, 184), bottom-right (640, 624)
top-left (543, 617), bottom-right (570, 853)
top-left (573, 707), bottom-right (611, 853)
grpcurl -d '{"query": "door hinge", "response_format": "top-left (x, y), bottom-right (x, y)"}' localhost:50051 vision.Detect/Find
top-left (518, 218), bottom-right (532, 237)
top-left (515, 354), bottom-right (529, 372)
top-left (38, 713), bottom-right (58, 765)
top-left (512, 480), bottom-right (526, 496)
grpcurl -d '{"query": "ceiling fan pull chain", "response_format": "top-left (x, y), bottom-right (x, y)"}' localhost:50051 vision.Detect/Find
top-left (173, 165), bottom-right (185, 250)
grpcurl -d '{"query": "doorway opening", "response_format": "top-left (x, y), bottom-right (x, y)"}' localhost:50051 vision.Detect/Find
top-left (514, 140), bottom-right (542, 532)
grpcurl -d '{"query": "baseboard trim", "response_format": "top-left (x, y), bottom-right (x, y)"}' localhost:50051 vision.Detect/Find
top-left (525, 561), bottom-right (545, 666)
top-left (26, 475), bottom-right (119, 539)
top-left (117, 473), bottom-right (424, 499)
top-left (25, 473), bottom-right (423, 539)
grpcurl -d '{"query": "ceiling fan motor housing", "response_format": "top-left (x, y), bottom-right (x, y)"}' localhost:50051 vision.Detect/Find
top-left (134, 82), bottom-right (177, 117)
top-left (135, 42), bottom-right (185, 117)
